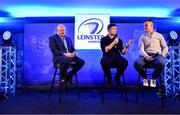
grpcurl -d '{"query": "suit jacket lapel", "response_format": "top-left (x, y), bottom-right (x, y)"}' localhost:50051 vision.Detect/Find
top-left (55, 34), bottom-right (66, 49)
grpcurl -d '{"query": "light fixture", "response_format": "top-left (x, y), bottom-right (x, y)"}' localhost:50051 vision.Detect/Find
top-left (3, 31), bottom-right (11, 40)
top-left (1, 31), bottom-right (14, 46)
top-left (170, 31), bottom-right (178, 40)
top-left (169, 30), bottom-right (179, 46)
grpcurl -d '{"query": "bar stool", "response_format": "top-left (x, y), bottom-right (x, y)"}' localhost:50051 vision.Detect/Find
top-left (48, 61), bottom-right (80, 103)
top-left (101, 65), bottom-right (128, 104)
top-left (136, 64), bottom-right (166, 108)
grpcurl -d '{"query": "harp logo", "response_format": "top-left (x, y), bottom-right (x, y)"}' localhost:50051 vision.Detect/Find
top-left (78, 18), bottom-right (103, 34)
top-left (75, 14), bottom-right (110, 49)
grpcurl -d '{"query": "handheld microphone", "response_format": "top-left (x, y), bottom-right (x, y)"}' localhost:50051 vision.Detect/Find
top-left (114, 36), bottom-right (119, 48)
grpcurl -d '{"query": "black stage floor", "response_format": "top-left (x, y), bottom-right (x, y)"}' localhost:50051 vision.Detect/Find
top-left (0, 89), bottom-right (180, 114)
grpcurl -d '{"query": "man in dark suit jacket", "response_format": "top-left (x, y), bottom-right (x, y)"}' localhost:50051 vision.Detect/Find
top-left (49, 24), bottom-right (85, 84)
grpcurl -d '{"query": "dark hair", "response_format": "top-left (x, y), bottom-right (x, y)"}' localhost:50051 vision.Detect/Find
top-left (107, 23), bottom-right (117, 31)
top-left (144, 19), bottom-right (154, 23)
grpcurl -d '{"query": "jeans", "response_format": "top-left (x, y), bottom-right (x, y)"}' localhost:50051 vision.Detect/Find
top-left (134, 55), bottom-right (165, 79)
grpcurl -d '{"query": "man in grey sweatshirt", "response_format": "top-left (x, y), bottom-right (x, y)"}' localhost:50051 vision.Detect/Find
top-left (134, 19), bottom-right (168, 87)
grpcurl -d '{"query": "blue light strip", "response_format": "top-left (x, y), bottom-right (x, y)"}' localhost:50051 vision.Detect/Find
top-left (4, 5), bottom-right (171, 17)
top-left (0, 17), bottom-right (10, 23)
top-left (175, 18), bottom-right (180, 23)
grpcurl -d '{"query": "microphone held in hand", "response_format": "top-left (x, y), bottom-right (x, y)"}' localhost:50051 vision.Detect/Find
top-left (114, 36), bottom-right (119, 48)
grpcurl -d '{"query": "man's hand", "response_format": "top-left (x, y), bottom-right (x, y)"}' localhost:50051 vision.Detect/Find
top-left (146, 56), bottom-right (154, 61)
top-left (125, 39), bottom-right (132, 48)
top-left (64, 53), bottom-right (76, 58)
top-left (105, 46), bottom-right (111, 52)
top-left (113, 38), bottom-right (119, 45)
top-left (105, 39), bottom-right (117, 53)
top-left (70, 53), bottom-right (76, 57)
top-left (122, 39), bottom-right (132, 54)
top-left (105, 38), bottom-right (119, 53)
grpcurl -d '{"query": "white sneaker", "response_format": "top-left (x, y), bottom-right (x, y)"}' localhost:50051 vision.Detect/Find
top-left (150, 79), bottom-right (156, 87)
top-left (143, 79), bottom-right (149, 87)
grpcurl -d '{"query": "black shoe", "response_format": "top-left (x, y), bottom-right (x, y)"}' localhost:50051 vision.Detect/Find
top-left (68, 80), bottom-right (75, 86)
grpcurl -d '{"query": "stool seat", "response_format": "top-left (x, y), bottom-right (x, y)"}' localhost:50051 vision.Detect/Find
top-left (53, 61), bottom-right (77, 68)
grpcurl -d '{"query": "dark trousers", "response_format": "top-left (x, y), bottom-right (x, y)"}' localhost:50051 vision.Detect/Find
top-left (56, 56), bottom-right (85, 81)
top-left (134, 55), bottom-right (165, 79)
top-left (100, 55), bottom-right (128, 81)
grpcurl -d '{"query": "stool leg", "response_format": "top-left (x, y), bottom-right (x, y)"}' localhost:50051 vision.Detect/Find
top-left (75, 73), bottom-right (80, 100)
top-left (65, 78), bottom-right (68, 94)
top-left (122, 73), bottom-right (128, 104)
top-left (59, 76), bottom-right (62, 104)
top-left (136, 74), bottom-right (141, 103)
top-left (142, 69), bottom-right (147, 97)
top-left (117, 77), bottom-right (123, 96)
top-left (48, 68), bottom-right (57, 99)
top-left (101, 75), bottom-right (106, 104)
top-left (159, 77), bottom-right (165, 108)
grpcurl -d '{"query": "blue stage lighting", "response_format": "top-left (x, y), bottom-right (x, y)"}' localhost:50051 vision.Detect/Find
top-left (0, 17), bottom-right (9, 23)
top-left (4, 5), bottom-right (171, 17)
top-left (3, 31), bottom-right (11, 40)
top-left (169, 30), bottom-right (179, 46)
top-left (1, 31), bottom-right (14, 46)
top-left (170, 31), bottom-right (178, 40)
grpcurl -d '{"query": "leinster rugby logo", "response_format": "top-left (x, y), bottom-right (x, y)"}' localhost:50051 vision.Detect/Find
top-left (78, 18), bottom-right (104, 34)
